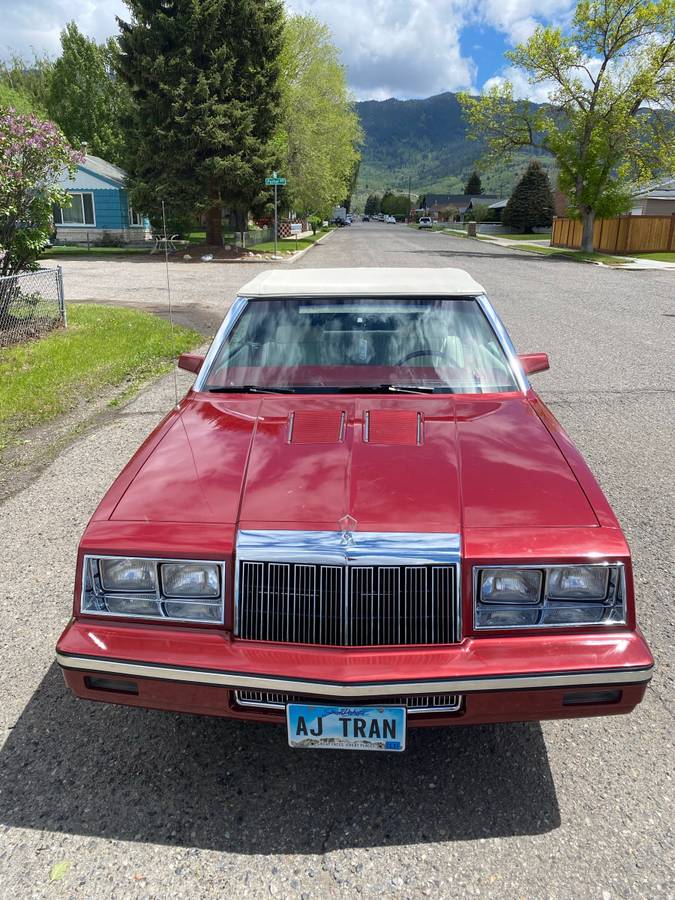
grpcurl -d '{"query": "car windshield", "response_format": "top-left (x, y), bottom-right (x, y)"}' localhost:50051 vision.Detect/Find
top-left (203, 296), bottom-right (519, 393)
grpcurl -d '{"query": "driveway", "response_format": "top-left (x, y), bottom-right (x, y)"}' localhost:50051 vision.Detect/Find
top-left (1, 225), bottom-right (673, 898)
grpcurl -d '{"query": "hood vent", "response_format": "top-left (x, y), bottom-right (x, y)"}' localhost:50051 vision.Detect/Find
top-left (289, 409), bottom-right (346, 444)
top-left (364, 410), bottom-right (422, 445)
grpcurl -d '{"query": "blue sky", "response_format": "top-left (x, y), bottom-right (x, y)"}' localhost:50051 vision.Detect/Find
top-left (0, 0), bottom-right (575, 102)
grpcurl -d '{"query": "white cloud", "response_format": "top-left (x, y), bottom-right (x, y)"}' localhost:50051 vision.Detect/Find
top-left (483, 55), bottom-right (602, 102)
top-left (286, 0), bottom-right (478, 99)
top-left (482, 67), bottom-right (556, 103)
top-left (0, 0), bottom-right (127, 58)
top-left (0, 0), bottom-right (583, 102)
top-left (477, 0), bottom-right (575, 45)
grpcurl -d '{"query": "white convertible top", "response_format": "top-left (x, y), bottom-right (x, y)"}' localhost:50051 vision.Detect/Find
top-left (238, 267), bottom-right (485, 298)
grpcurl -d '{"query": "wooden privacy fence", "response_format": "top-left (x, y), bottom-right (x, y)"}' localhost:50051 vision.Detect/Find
top-left (552, 214), bottom-right (675, 254)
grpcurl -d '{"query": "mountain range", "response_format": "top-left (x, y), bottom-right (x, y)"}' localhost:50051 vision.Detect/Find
top-left (354, 91), bottom-right (553, 203)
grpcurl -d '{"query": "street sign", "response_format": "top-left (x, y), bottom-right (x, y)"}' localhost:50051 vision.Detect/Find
top-left (266, 173), bottom-right (286, 258)
top-left (290, 222), bottom-right (302, 235)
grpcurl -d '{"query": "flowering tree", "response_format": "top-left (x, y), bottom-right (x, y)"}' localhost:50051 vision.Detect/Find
top-left (0, 109), bottom-right (81, 278)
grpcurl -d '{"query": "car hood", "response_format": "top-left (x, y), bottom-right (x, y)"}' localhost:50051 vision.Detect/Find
top-left (110, 395), bottom-right (598, 530)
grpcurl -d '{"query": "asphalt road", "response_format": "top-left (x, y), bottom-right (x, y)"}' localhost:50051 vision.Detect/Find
top-left (0, 225), bottom-right (673, 899)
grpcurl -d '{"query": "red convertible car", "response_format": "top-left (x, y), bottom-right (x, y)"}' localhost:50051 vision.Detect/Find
top-left (56, 268), bottom-right (653, 752)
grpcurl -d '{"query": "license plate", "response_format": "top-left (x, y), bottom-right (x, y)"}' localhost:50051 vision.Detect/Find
top-left (286, 703), bottom-right (406, 752)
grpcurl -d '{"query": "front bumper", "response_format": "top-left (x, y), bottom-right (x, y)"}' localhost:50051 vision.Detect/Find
top-left (56, 619), bottom-right (653, 725)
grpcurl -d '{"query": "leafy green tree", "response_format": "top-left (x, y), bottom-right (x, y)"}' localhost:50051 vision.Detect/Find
top-left (502, 161), bottom-right (554, 232)
top-left (117, 0), bottom-right (285, 246)
top-left (464, 170), bottom-right (482, 195)
top-left (380, 191), bottom-right (410, 218)
top-left (459, 0), bottom-right (675, 251)
top-left (0, 54), bottom-right (53, 114)
top-left (466, 201), bottom-right (493, 224)
top-left (364, 193), bottom-right (381, 215)
top-left (276, 16), bottom-right (362, 219)
top-left (0, 110), bottom-right (80, 286)
top-left (0, 83), bottom-right (39, 116)
top-left (47, 23), bottom-right (129, 165)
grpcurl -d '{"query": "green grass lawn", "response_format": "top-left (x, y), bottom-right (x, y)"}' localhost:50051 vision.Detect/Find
top-left (506, 243), bottom-right (629, 265)
top-left (632, 251), bottom-right (675, 263)
top-left (248, 230), bottom-right (330, 254)
top-left (187, 231), bottom-right (239, 244)
top-left (41, 245), bottom-right (149, 258)
top-left (0, 304), bottom-right (201, 451)
top-left (498, 233), bottom-right (551, 240)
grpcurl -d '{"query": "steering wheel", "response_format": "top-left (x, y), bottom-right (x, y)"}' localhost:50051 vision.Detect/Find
top-left (394, 348), bottom-right (458, 367)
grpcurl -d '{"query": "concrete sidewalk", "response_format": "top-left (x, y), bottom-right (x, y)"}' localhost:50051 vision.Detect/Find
top-left (462, 230), bottom-right (675, 269)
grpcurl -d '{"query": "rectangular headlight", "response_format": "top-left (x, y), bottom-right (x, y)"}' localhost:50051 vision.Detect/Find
top-left (474, 564), bottom-right (625, 630)
top-left (161, 562), bottom-right (220, 598)
top-left (480, 568), bottom-right (542, 604)
top-left (99, 557), bottom-right (157, 593)
top-left (547, 566), bottom-right (609, 600)
top-left (81, 556), bottom-right (225, 624)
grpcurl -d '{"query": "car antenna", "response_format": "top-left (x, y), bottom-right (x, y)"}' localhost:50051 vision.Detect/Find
top-left (161, 199), bottom-right (180, 407)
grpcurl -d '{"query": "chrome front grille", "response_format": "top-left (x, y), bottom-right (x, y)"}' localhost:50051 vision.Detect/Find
top-left (237, 561), bottom-right (458, 646)
top-left (235, 690), bottom-right (462, 714)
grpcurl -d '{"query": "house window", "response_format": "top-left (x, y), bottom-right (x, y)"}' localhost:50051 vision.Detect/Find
top-left (53, 192), bottom-right (95, 226)
top-left (128, 205), bottom-right (144, 227)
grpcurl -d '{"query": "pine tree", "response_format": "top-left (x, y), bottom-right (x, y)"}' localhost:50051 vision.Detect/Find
top-left (116, 0), bottom-right (284, 245)
top-left (464, 170), bottom-right (482, 195)
top-left (364, 193), bottom-right (381, 215)
top-left (502, 161), bottom-right (554, 233)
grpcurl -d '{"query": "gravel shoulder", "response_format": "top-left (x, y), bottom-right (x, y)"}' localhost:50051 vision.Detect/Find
top-left (0, 226), bottom-right (673, 899)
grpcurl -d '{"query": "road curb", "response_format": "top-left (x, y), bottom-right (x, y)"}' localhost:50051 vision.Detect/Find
top-left (287, 228), bottom-right (336, 264)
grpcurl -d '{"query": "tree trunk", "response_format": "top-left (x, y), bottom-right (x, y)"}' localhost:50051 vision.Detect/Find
top-left (205, 204), bottom-right (223, 246)
top-left (205, 179), bottom-right (223, 246)
top-left (581, 210), bottom-right (595, 253)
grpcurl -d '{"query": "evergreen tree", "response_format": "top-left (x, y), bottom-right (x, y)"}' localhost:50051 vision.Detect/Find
top-left (464, 170), bottom-right (482, 195)
top-left (48, 23), bottom-right (129, 165)
top-left (364, 193), bottom-right (381, 215)
top-left (502, 161), bottom-right (554, 233)
top-left (116, 0), bottom-right (284, 245)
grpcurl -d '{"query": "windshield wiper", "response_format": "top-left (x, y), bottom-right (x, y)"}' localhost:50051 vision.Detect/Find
top-left (207, 385), bottom-right (296, 394)
top-left (337, 384), bottom-right (440, 394)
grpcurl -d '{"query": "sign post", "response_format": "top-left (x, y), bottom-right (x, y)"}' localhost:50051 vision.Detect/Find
top-left (265, 172), bottom-right (287, 259)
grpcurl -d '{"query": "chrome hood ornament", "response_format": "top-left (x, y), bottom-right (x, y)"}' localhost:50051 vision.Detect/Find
top-left (338, 515), bottom-right (358, 547)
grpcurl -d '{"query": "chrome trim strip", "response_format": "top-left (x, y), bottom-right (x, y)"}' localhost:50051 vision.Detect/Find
top-left (233, 689), bottom-right (463, 714)
top-left (236, 530), bottom-right (461, 567)
top-left (475, 293), bottom-right (529, 393)
top-left (56, 653), bottom-right (654, 694)
top-left (193, 296), bottom-right (249, 392)
top-left (472, 563), bottom-right (627, 631)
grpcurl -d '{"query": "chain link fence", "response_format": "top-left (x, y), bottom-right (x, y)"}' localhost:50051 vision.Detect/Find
top-left (0, 267), bottom-right (66, 348)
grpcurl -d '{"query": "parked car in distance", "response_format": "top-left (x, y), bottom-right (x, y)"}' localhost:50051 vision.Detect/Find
top-left (363, 215), bottom-right (370, 222)
top-left (419, 216), bottom-right (433, 229)
top-left (56, 267), bottom-right (653, 753)
top-left (385, 215), bottom-right (396, 223)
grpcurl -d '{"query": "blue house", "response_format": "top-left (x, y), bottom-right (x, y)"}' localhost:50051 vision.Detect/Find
top-left (52, 154), bottom-right (150, 245)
